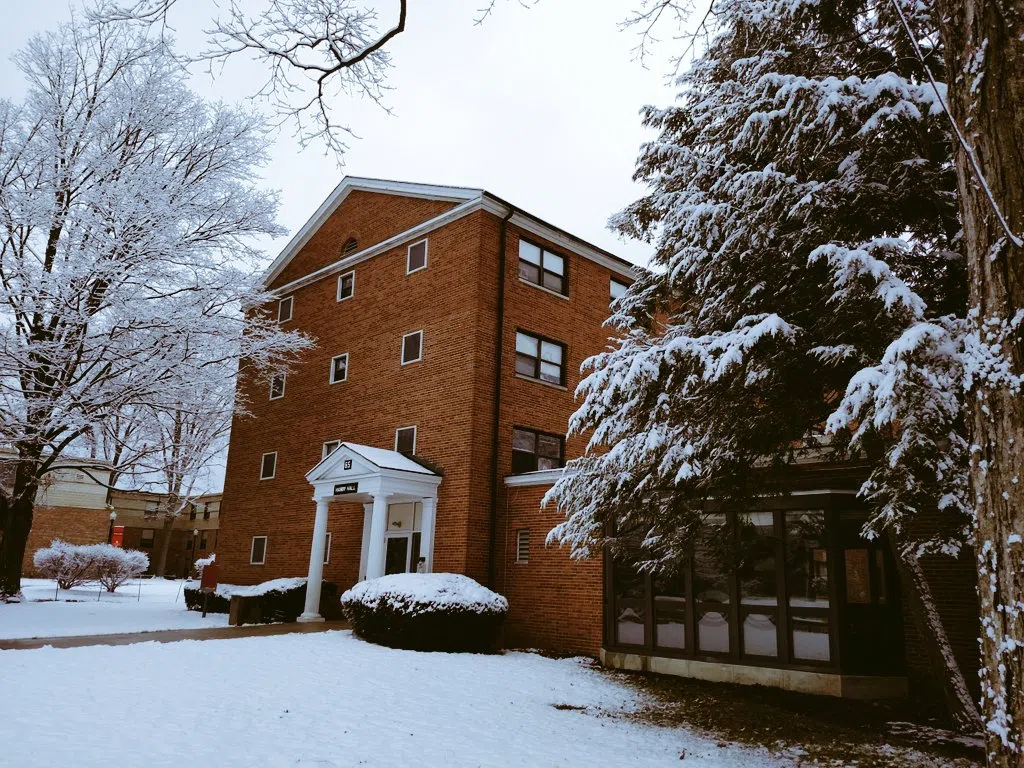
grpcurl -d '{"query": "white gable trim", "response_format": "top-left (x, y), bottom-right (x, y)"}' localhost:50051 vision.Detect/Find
top-left (264, 177), bottom-right (482, 287)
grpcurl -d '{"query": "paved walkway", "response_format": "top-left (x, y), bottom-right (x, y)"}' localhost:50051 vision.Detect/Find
top-left (0, 620), bottom-right (350, 651)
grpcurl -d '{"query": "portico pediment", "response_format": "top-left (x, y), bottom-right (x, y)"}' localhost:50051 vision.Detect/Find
top-left (306, 442), bottom-right (440, 502)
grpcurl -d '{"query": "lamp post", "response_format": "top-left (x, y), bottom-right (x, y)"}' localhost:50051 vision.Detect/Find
top-left (107, 510), bottom-right (117, 543)
top-left (191, 528), bottom-right (199, 578)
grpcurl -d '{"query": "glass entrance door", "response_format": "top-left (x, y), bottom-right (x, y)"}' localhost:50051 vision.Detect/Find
top-left (385, 534), bottom-right (410, 575)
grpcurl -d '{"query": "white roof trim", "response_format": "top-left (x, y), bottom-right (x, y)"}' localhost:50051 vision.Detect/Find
top-left (264, 177), bottom-right (482, 287)
top-left (504, 468), bottom-right (567, 487)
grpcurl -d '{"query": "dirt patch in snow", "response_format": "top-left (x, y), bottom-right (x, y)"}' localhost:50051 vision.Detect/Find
top-left (603, 668), bottom-right (982, 767)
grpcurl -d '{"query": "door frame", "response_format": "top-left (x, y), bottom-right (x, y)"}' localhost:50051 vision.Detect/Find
top-left (384, 531), bottom-right (413, 574)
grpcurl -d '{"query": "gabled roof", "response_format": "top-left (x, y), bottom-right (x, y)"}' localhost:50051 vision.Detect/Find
top-left (264, 176), bottom-right (638, 291)
top-left (264, 177), bottom-right (483, 287)
top-left (306, 441), bottom-right (436, 483)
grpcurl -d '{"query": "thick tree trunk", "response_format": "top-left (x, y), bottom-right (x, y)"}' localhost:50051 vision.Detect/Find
top-left (935, 0), bottom-right (1024, 760)
top-left (0, 495), bottom-right (34, 598)
top-left (152, 513), bottom-right (176, 577)
top-left (891, 536), bottom-right (982, 733)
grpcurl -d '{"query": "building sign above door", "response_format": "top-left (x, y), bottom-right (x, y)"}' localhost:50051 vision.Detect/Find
top-left (333, 482), bottom-right (358, 495)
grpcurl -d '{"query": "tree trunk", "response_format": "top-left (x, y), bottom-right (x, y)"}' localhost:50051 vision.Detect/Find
top-left (935, 0), bottom-right (1024, 760)
top-left (891, 535), bottom-right (982, 733)
top-left (152, 512), bottom-right (176, 578)
top-left (0, 494), bottom-right (34, 598)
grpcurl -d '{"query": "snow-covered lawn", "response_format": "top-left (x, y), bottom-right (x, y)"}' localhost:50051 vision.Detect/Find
top-left (0, 630), bottom-right (784, 767)
top-left (0, 578), bottom-right (228, 640)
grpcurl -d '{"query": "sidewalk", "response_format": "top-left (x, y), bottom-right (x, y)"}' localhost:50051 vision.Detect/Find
top-left (0, 619), bottom-right (350, 651)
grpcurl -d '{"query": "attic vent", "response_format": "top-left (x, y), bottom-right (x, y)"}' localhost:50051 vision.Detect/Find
top-left (342, 237), bottom-right (358, 257)
top-left (516, 529), bottom-right (530, 563)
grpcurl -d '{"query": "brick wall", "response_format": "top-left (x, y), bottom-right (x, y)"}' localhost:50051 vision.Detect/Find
top-left (23, 506), bottom-right (110, 576)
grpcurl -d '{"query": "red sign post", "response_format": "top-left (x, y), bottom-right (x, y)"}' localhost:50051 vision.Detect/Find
top-left (199, 563), bottom-right (219, 617)
top-left (110, 525), bottom-right (124, 548)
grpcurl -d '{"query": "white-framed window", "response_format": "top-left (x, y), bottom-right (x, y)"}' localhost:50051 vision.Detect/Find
top-left (277, 296), bottom-right (293, 323)
top-left (269, 372), bottom-right (286, 400)
top-left (330, 353), bottom-right (349, 383)
top-left (401, 331), bottom-right (423, 365)
top-left (406, 239), bottom-right (428, 274)
top-left (337, 270), bottom-right (355, 302)
top-left (610, 278), bottom-right (629, 305)
top-left (395, 426), bottom-right (417, 455)
top-left (250, 535), bottom-right (268, 565)
top-left (324, 532), bottom-right (332, 565)
top-left (516, 529), bottom-right (530, 563)
top-left (323, 440), bottom-right (341, 460)
top-left (260, 452), bottom-right (277, 480)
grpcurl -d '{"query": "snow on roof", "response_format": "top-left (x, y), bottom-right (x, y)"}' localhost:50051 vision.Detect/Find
top-left (343, 443), bottom-right (435, 475)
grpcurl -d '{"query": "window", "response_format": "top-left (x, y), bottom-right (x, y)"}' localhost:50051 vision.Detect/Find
top-left (202, 505), bottom-right (211, 521)
top-left (401, 331), bottom-right (423, 365)
top-left (269, 373), bottom-right (285, 400)
top-left (144, 501), bottom-right (159, 518)
top-left (407, 239), bottom-right (428, 273)
top-left (511, 427), bottom-right (564, 473)
top-left (330, 353), bottom-right (349, 384)
top-left (208, 502), bottom-right (220, 518)
top-left (250, 536), bottom-right (267, 565)
top-left (189, 506), bottom-right (197, 521)
top-left (324, 532), bottom-right (332, 565)
top-left (186, 538), bottom-right (193, 551)
top-left (342, 237), bottom-right (358, 257)
top-left (323, 440), bottom-right (341, 459)
top-left (260, 452), bottom-right (277, 480)
top-left (518, 239), bottom-right (567, 295)
top-left (200, 532), bottom-right (208, 549)
top-left (395, 426), bottom-right (417, 455)
top-left (515, 331), bottom-right (565, 385)
top-left (140, 529), bottom-right (155, 549)
top-left (337, 270), bottom-right (355, 302)
top-left (277, 296), bottom-right (293, 323)
top-left (610, 278), bottom-right (629, 305)
top-left (516, 529), bottom-right (530, 563)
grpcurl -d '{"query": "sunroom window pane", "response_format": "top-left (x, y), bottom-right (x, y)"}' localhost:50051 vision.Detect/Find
top-left (738, 511), bottom-right (777, 606)
top-left (614, 562), bottom-right (647, 646)
top-left (654, 570), bottom-right (686, 650)
top-left (698, 608), bottom-right (730, 653)
top-left (792, 615), bottom-right (831, 661)
top-left (786, 511), bottom-right (829, 608)
top-left (743, 613), bottom-right (778, 657)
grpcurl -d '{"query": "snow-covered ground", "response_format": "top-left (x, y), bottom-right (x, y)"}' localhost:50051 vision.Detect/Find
top-left (0, 578), bottom-right (228, 640)
top-left (0, 630), bottom-right (783, 767)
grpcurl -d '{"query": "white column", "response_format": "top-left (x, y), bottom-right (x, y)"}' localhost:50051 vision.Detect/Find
top-left (365, 493), bottom-right (390, 579)
top-left (298, 497), bottom-right (330, 622)
top-left (420, 496), bottom-right (436, 573)
top-left (358, 502), bottom-right (373, 581)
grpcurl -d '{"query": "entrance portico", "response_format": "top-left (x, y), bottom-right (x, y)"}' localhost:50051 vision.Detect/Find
top-left (298, 442), bottom-right (442, 622)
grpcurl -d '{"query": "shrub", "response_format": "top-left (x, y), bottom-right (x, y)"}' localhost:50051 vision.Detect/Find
top-left (183, 586), bottom-right (231, 614)
top-left (341, 573), bottom-right (508, 653)
top-left (33, 540), bottom-right (97, 590)
top-left (93, 545), bottom-right (149, 592)
top-left (183, 578), bottom-right (341, 622)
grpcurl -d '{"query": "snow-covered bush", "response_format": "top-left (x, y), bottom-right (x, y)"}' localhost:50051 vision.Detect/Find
top-left (32, 541), bottom-right (96, 590)
top-left (341, 573), bottom-right (508, 653)
top-left (193, 553), bottom-right (216, 575)
top-left (93, 545), bottom-right (149, 593)
top-left (183, 578), bottom-right (341, 622)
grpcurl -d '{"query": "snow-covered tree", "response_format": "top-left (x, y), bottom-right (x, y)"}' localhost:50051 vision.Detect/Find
top-left (0, 20), bottom-right (310, 596)
top-left (547, 0), bottom-right (979, 731)
top-left (92, 544), bottom-right (149, 592)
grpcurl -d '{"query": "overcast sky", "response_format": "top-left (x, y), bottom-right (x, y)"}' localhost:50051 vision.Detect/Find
top-left (1, 0), bottom-right (683, 268)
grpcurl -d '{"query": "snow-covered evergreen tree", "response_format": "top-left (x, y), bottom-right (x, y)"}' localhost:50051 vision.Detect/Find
top-left (547, 0), bottom-right (978, 730)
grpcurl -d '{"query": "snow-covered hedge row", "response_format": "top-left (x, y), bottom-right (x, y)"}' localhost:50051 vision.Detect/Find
top-left (33, 540), bottom-right (149, 592)
top-left (183, 578), bottom-right (342, 622)
top-left (341, 573), bottom-right (508, 653)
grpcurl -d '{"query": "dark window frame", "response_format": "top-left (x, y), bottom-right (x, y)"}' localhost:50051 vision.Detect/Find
top-left (514, 330), bottom-right (567, 386)
top-left (518, 238), bottom-right (568, 296)
top-left (511, 425), bottom-right (565, 474)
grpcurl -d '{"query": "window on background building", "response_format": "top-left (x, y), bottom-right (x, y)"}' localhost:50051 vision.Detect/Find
top-left (277, 296), bottom-right (293, 323)
top-left (186, 538), bottom-right (193, 551)
top-left (140, 529), bottom-right (155, 549)
top-left (518, 239), bottom-right (567, 295)
top-left (395, 426), bottom-right (417, 456)
top-left (406, 239), bottom-right (428, 273)
top-left (202, 504), bottom-right (211, 521)
top-left (270, 373), bottom-right (285, 400)
top-left (250, 536), bottom-right (267, 565)
top-left (337, 270), bottom-right (355, 301)
top-left (401, 331), bottom-right (423, 365)
top-left (785, 510), bottom-right (831, 662)
top-left (610, 278), bottom-right (629, 305)
top-left (324, 532), bottom-right (332, 565)
top-left (516, 529), bottom-right (530, 563)
top-left (330, 353), bottom-right (349, 384)
top-left (515, 331), bottom-right (565, 385)
top-left (342, 237), bottom-right (358, 257)
top-left (200, 532), bottom-right (208, 549)
top-left (208, 502), bottom-right (220, 519)
top-left (323, 440), bottom-right (341, 459)
top-left (260, 452), bottom-right (277, 480)
top-left (511, 427), bottom-right (564, 473)
top-left (189, 506), bottom-right (197, 521)
top-left (144, 501), bottom-right (159, 518)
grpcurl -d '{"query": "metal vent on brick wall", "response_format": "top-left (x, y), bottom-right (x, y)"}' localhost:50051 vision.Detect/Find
top-left (342, 237), bottom-right (358, 257)
top-left (516, 529), bottom-right (530, 563)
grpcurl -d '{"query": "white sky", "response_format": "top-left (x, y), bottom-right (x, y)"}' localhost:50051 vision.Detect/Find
top-left (0, 0), bottom-right (682, 268)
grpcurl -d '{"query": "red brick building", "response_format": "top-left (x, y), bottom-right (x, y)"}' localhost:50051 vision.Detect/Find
top-left (218, 177), bottom-right (977, 702)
